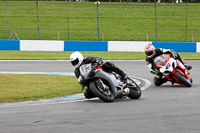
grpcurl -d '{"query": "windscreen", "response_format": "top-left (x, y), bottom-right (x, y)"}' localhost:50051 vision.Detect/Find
top-left (154, 55), bottom-right (167, 66)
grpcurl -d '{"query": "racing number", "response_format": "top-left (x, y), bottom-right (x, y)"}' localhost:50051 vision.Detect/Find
top-left (166, 63), bottom-right (171, 69)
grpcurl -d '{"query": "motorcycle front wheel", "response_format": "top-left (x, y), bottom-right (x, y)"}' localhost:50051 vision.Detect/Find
top-left (89, 80), bottom-right (114, 102)
top-left (173, 71), bottom-right (192, 87)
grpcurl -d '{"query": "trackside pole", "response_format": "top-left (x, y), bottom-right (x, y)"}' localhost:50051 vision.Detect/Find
top-left (36, 0), bottom-right (40, 40)
top-left (96, 1), bottom-right (100, 41)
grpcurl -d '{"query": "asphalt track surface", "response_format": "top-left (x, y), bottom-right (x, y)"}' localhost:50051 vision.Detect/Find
top-left (0, 60), bottom-right (200, 133)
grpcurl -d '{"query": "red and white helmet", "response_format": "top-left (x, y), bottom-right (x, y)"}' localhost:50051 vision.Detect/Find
top-left (145, 43), bottom-right (156, 58)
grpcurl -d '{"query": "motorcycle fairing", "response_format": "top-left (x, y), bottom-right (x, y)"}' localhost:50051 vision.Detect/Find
top-left (92, 69), bottom-right (123, 98)
top-left (154, 54), bottom-right (191, 85)
top-left (79, 63), bottom-right (123, 98)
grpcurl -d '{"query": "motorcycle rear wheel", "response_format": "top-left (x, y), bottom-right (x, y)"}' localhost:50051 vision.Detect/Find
top-left (127, 79), bottom-right (142, 99)
top-left (173, 71), bottom-right (192, 87)
top-left (89, 80), bottom-right (115, 102)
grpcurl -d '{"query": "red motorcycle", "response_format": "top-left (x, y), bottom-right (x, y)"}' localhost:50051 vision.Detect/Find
top-left (154, 54), bottom-right (192, 87)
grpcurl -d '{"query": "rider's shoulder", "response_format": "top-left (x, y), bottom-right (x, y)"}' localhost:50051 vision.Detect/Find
top-left (85, 56), bottom-right (94, 62)
top-left (155, 48), bottom-right (163, 52)
top-left (85, 56), bottom-right (93, 59)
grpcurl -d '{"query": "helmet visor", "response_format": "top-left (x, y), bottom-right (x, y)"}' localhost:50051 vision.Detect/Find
top-left (145, 50), bottom-right (153, 56)
top-left (71, 58), bottom-right (79, 66)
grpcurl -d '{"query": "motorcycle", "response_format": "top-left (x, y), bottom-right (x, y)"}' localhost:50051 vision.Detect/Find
top-left (79, 62), bottom-right (142, 102)
top-left (154, 54), bottom-right (192, 87)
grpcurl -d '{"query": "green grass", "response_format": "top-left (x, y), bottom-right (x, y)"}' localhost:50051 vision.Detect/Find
top-left (0, 74), bottom-right (81, 103)
top-left (0, 1), bottom-right (200, 42)
top-left (0, 51), bottom-right (200, 60)
top-left (0, 51), bottom-right (146, 60)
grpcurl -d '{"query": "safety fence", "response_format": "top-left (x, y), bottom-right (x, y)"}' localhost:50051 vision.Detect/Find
top-left (0, 1), bottom-right (200, 42)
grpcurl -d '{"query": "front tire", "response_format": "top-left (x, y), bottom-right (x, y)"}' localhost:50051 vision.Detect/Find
top-left (173, 71), bottom-right (192, 87)
top-left (89, 80), bottom-right (114, 102)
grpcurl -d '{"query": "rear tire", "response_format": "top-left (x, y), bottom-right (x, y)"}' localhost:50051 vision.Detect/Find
top-left (127, 79), bottom-right (142, 99)
top-left (89, 80), bottom-right (114, 102)
top-left (173, 71), bottom-right (192, 87)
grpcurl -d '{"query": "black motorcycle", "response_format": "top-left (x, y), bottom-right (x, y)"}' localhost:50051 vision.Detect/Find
top-left (79, 63), bottom-right (142, 102)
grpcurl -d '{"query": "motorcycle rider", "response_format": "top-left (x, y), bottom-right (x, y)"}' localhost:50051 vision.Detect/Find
top-left (70, 51), bottom-right (130, 99)
top-left (145, 43), bottom-right (192, 86)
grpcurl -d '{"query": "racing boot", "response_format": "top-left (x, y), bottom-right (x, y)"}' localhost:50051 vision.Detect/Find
top-left (184, 64), bottom-right (192, 70)
top-left (124, 76), bottom-right (137, 88)
top-left (84, 88), bottom-right (96, 99)
top-left (154, 77), bottom-right (168, 86)
top-left (178, 57), bottom-right (192, 70)
top-left (123, 75), bottom-right (132, 84)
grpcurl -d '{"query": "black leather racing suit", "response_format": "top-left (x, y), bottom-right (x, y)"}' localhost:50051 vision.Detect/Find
top-left (74, 56), bottom-right (127, 99)
top-left (145, 48), bottom-right (184, 86)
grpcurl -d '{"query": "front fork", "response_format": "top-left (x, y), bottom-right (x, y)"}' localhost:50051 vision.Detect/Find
top-left (96, 79), bottom-right (106, 90)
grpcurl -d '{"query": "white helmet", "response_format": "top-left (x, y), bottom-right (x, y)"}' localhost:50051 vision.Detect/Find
top-left (70, 51), bottom-right (84, 68)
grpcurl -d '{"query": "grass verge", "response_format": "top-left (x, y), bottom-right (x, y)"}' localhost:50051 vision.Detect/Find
top-left (0, 51), bottom-right (200, 60)
top-left (0, 74), bottom-right (81, 103)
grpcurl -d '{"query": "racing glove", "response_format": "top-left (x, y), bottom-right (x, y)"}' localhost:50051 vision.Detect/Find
top-left (172, 53), bottom-right (178, 59)
top-left (95, 60), bottom-right (103, 66)
top-left (169, 49), bottom-right (178, 59)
